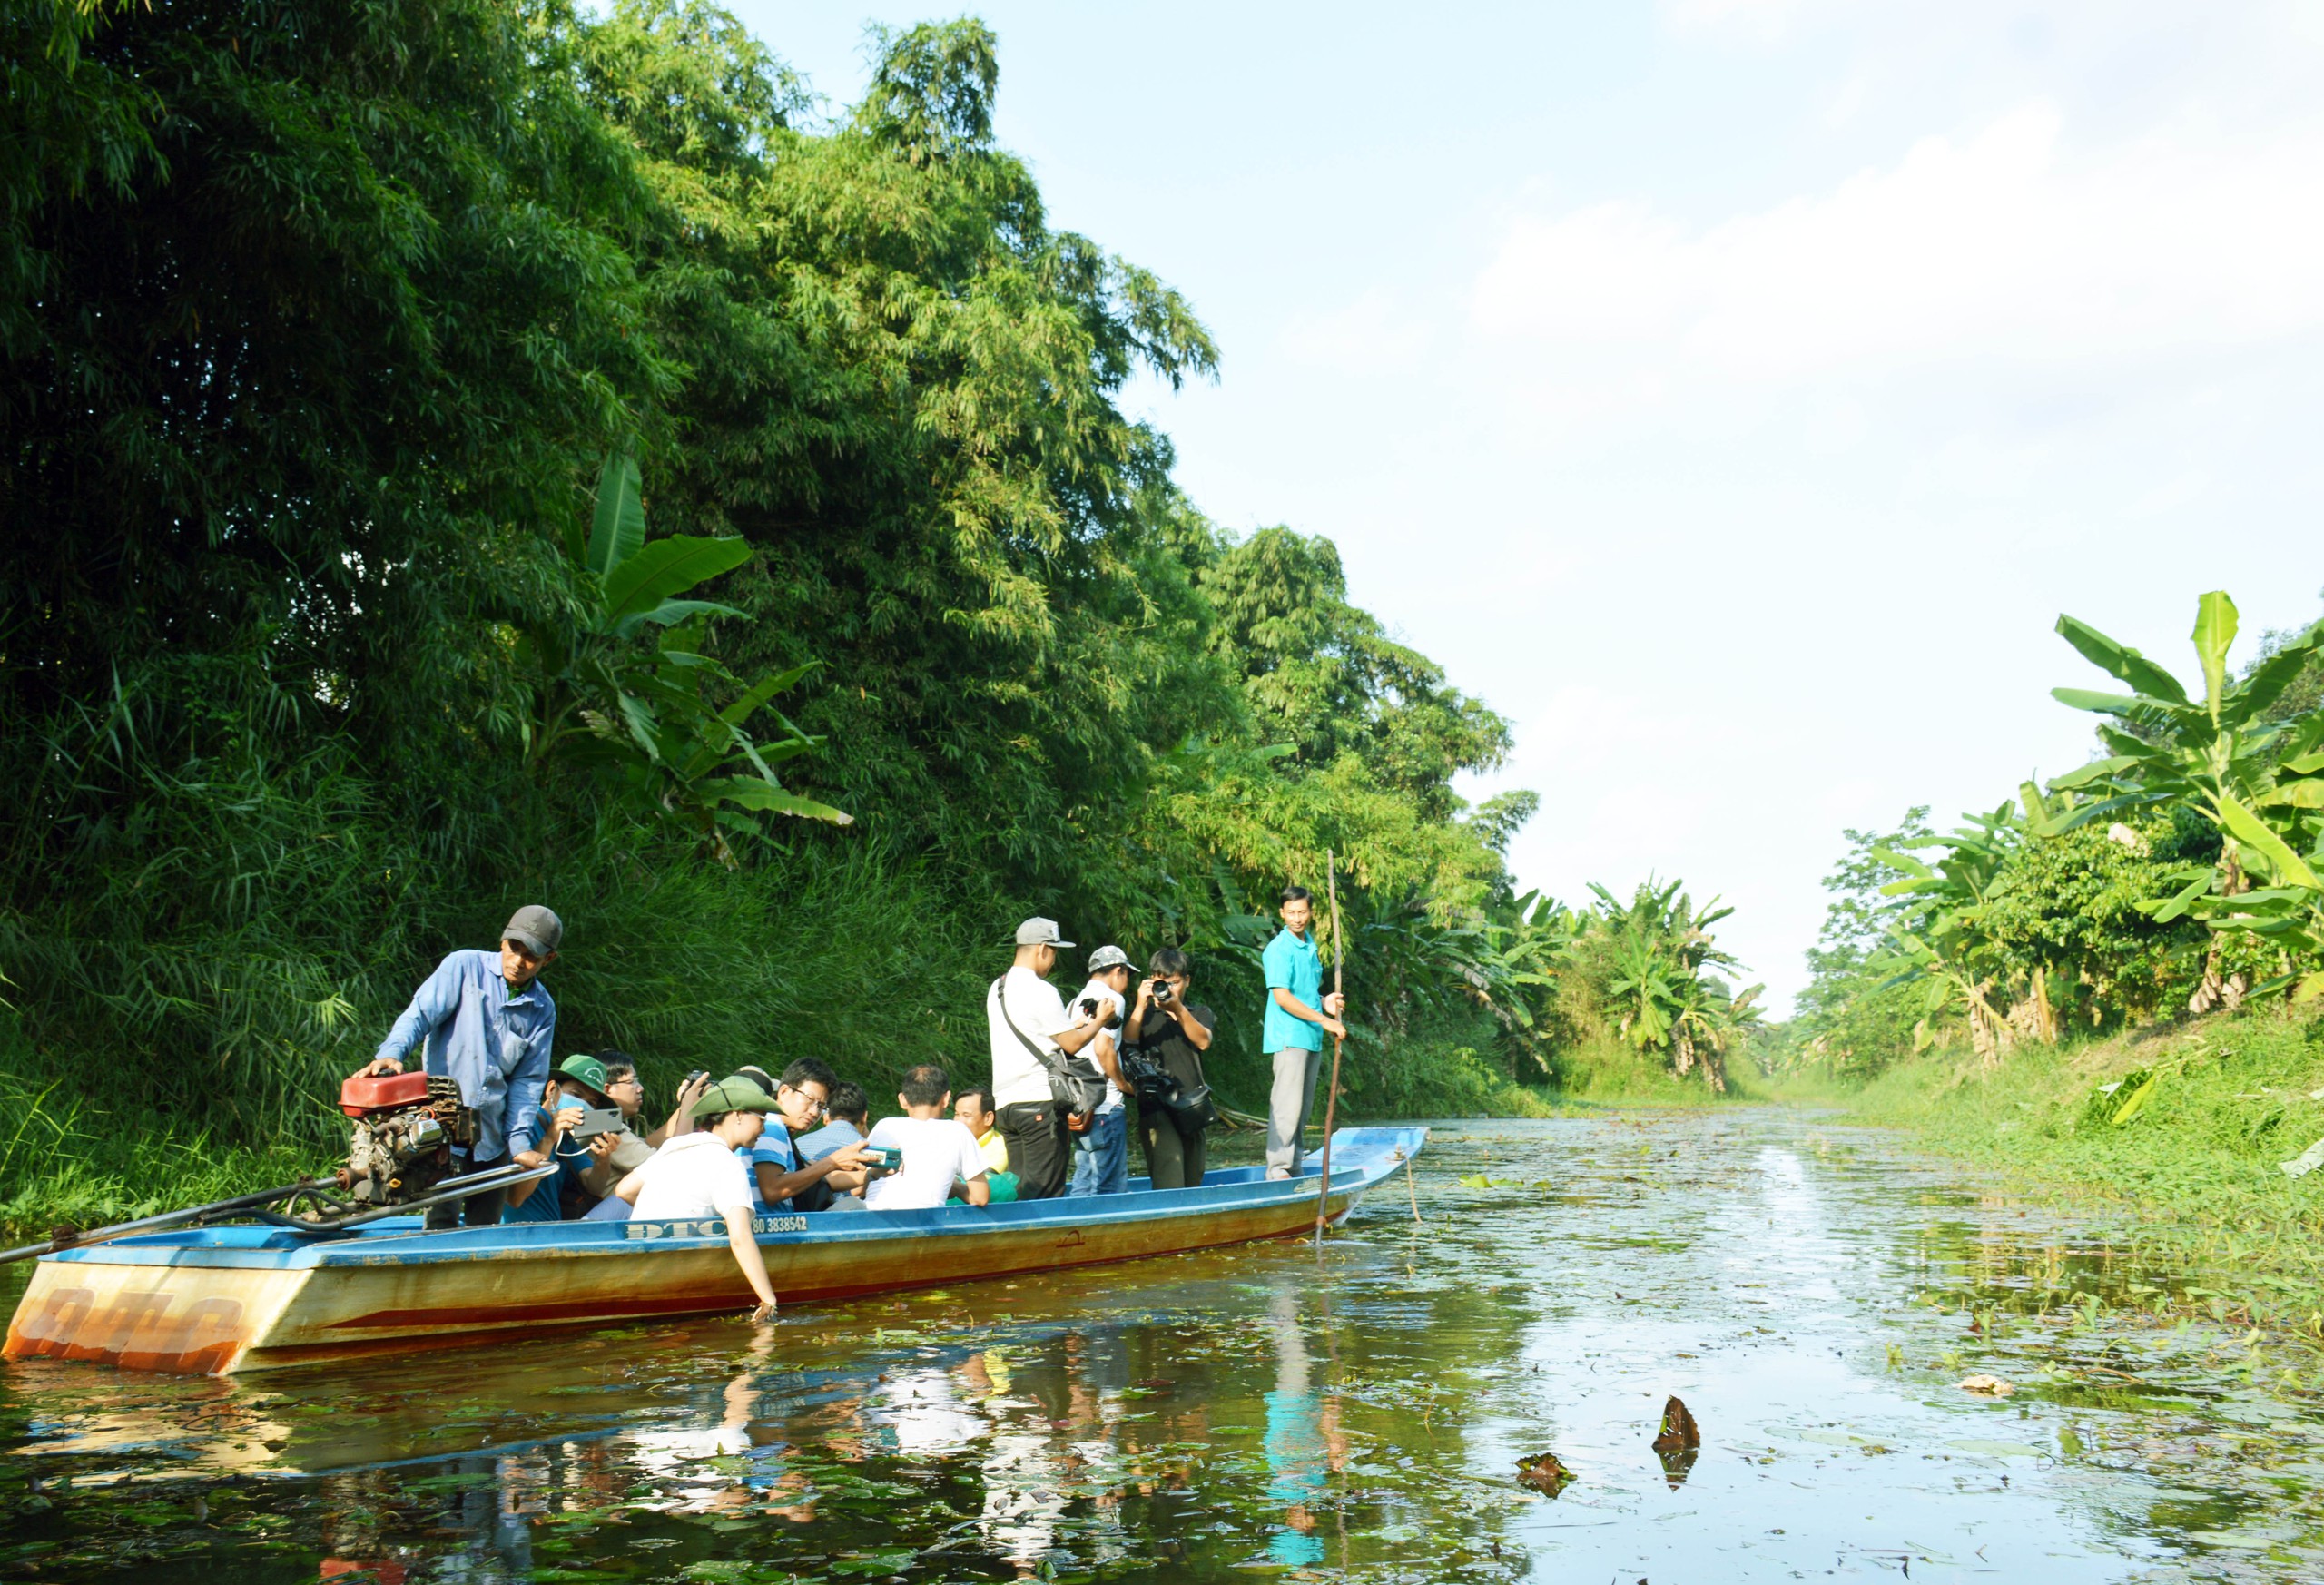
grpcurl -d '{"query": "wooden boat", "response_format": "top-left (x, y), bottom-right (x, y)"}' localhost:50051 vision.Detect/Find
top-left (3, 1126), bottom-right (1424, 1375)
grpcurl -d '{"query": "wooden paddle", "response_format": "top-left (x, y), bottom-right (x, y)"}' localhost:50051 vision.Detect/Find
top-left (1315, 849), bottom-right (1346, 1239)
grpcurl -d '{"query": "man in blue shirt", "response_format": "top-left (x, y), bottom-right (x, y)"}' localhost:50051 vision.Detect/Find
top-left (739, 1059), bottom-right (872, 1210)
top-left (355, 905), bottom-right (562, 1227)
top-left (1261, 886), bottom-right (1345, 1180)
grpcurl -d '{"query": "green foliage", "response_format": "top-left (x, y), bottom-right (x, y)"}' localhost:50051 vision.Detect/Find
top-left (1793, 586), bottom-right (2324, 1075)
top-left (1776, 812), bottom-right (1933, 1075)
top-left (2046, 591), bottom-right (2324, 899)
top-left (1202, 527), bottom-right (1511, 821)
top-left (1555, 881), bottom-right (1759, 1091)
top-left (574, 5), bottom-right (1238, 895)
top-left (1977, 815), bottom-right (2211, 1027)
top-left (525, 451), bottom-right (849, 859)
top-left (3, 0), bottom-right (1643, 1228)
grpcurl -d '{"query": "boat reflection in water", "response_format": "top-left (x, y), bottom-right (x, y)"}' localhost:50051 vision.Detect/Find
top-left (15, 1113), bottom-right (2324, 1583)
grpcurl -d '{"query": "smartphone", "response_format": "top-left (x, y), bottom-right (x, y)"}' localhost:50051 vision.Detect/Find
top-left (863, 1146), bottom-right (903, 1173)
top-left (567, 1106), bottom-right (626, 1142)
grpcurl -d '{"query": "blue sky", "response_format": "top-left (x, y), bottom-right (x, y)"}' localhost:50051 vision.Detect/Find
top-left (731, 0), bottom-right (2324, 1010)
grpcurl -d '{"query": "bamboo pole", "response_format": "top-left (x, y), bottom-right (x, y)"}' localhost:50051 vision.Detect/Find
top-left (1315, 850), bottom-right (1346, 1240)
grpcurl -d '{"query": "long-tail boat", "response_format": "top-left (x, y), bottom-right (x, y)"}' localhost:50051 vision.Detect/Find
top-left (3, 1126), bottom-right (1424, 1375)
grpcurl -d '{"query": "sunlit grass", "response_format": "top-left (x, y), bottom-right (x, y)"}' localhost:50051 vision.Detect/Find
top-left (1797, 1006), bottom-right (2324, 1334)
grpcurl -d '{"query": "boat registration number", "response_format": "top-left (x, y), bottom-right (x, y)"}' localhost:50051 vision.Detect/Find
top-left (623, 1215), bottom-right (809, 1240)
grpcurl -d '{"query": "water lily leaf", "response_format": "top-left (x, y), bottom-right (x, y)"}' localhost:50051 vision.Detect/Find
top-left (1514, 1451), bottom-right (1573, 1493)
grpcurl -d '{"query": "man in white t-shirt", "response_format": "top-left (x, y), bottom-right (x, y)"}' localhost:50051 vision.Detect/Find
top-left (1067, 945), bottom-right (1136, 1197)
top-left (863, 1063), bottom-right (991, 1211)
top-left (609, 1077), bottom-right (783, 1319)
top-left (984, 917), bottom-right (1103, 1201)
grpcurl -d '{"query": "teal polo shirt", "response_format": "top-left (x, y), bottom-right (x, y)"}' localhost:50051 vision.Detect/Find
top-left (1262, 928), bottom-right (1324, 1053)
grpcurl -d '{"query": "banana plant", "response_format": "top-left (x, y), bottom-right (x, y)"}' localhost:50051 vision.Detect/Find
top-left (1669, 975), bottom-right (1764, 1093)
top-left (523, 453), bottom-right (849, 862)
top-left (1867, 798), bottom-right (2027, 1059)
top-left (2042, 591), bottom-right (2324, 1008)
top-left (1587, 880), bottom-right (1746, 1085)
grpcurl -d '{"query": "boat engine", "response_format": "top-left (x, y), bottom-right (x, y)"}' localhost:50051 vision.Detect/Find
top-left (334, 1072), bottom-right (478, 1206)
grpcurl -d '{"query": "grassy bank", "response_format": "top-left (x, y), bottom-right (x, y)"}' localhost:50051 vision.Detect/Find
top-left (1793, 1009), bottom-right (2324, 1327)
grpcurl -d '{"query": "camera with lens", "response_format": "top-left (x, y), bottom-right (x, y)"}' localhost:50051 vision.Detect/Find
top-left (1147, 979), bottom-right (1175, 1006)
top-left (1123, 1045), bottom-right (1176, 1105)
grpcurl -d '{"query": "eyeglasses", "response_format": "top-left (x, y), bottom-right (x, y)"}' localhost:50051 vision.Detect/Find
top-left (779, 1085), bottom-right (829, 1117)
top-left (606, 1076), bottom-right (643, 1091)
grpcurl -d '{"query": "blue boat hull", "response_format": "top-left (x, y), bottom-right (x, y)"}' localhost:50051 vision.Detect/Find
top-left (4, 1127), bottom-right (1425, 1373)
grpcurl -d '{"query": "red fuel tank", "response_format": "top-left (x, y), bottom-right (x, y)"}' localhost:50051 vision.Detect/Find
top-left (339, 1070), bottom-right (433, 1117)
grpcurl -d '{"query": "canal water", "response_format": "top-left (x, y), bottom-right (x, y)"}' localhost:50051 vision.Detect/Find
top-left (4, 1110), bottom-right (2323, 1582)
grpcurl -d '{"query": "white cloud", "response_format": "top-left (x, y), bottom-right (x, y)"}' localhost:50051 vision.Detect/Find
top-left (1471, 101), bottom-right (2324, 403)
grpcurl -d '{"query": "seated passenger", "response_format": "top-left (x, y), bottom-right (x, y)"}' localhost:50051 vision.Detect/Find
top-left (601, 1053), bottom-right (712, 1149)
top-left (608, 1078), bottom-right (782, 1320)
top-left (953, 1088), bottom-right (1019, 1203)
top-left (864, 1063), bottom-right (990, 1211)
top-left (506, 1055), bottom-right (624, 1223)
top-left (739, 1058), bottom-right (872, 1211)
top-left (543, 1051), bottom-right (667, 1217)
top-left (794, 1081), bottom-right (870, 1162)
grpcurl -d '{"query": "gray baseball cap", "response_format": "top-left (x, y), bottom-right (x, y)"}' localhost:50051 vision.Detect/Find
top-left (504, 905), bottom-right (563, 958)
top-left (1015, 917), bottom-right (1075, 948)
top-left (1087, 945), bottom-right (1131, 972)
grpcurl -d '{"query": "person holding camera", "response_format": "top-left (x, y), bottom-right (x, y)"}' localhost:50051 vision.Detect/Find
top-left (1123, 947), bottom-right (1217, 1190)
top-left (1066, 946), bottom-right (1137, 1197)
top-left (986, 918), bottom-right (1105, 1201)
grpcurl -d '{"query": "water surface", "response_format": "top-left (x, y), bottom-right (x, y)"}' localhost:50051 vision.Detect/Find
top-left (5, 1110), bottom-right (2322, 1581)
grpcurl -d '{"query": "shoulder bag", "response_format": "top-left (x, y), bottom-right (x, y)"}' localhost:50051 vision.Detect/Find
top-left (991, 977), bottom-right (1108, 1118)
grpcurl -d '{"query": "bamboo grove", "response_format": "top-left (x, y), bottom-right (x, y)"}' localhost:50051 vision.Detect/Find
top-left (1785, 591), bottom-right (2324, 1074)
top-left (0, 0), bottom-right (1759, 1212)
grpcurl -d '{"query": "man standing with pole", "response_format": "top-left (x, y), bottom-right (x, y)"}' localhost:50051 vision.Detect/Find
top-left (1262, 883), bottom-right (1345, 1181)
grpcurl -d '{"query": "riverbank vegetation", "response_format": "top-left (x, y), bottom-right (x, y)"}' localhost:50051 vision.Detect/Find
top-left (1772, 588), bottom-right (2324, 1323)
top-left (0, 0), bottom-right (1751, 1230)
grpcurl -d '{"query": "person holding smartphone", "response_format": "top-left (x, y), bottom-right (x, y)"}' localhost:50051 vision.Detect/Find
top-left (507, 1054), bottom-right (625, 1223)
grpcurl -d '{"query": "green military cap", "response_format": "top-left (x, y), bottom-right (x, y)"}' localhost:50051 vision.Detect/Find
top-left (556, 1053), bottom-right (612, 1102)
